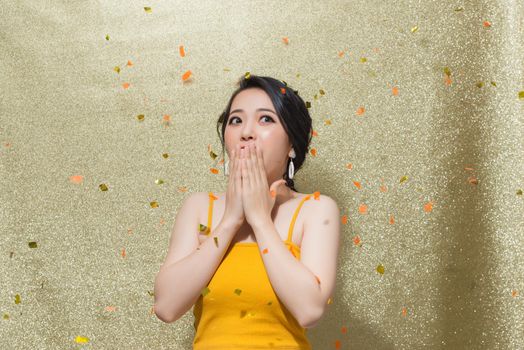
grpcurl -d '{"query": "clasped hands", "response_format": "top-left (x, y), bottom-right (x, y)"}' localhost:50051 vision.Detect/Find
top-left (238, 140), bottom-right (287, 229)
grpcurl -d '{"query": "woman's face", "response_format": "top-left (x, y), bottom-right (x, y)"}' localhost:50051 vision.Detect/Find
top-left (224, 87), bottom-right (292, 185)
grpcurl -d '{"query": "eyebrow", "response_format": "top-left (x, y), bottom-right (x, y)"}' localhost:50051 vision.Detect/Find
top-left (229, 108), bottom-right (277, 116)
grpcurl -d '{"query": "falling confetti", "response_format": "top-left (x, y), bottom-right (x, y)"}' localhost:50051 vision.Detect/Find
top-left (423, 201), bottom-right (434, 212)
top-left (127, 60), bottom-right (133, 66)
top-left (411, 25), bottom-right (419, 33)
top-left (305, 101), bottom-right (311, 108)
top-left (150, 201), bottom-right (159, 208)
top-left (144, 7), bottom-right (152, 13)
top-left (155, 179), bottom-right (164, 185)
top-left (69, 175), bottom-right (84, 184)
top-left (341, 215), bottom-right (348, 225)
top-left (162, 153), bottom-right (169, 159)
top-left (113, 66), bottom-right (120, 73)
top-left (353, 181), bottom-right (361, 189)
top-left (356, 106), bottom-right (365, 115)
top-left (99, 184), bottom-right (108, 191)
top-left (234, 289), bottom-right (242, 296)
top-left (313, 191), bottom-right (320, 200)
top-left (358, 204), bottom-right (368, 214)
top-left (105, 34), bottom-right (110, 40)
top-left (182, 70), bottom-right (192, 81)
top-left (282, 37), bottom-right (289, 44)
top-left (179, 45), bottom-right (185, 57)
top-left (213, 236), bottom-right (219, 247)
top-left (14, 294), bottom-right (21, 304)
top-left (310, 148), bottom-right (317, 156)
top-left (262, 248), bottom-right (269, 254)
top-left (389, 214), bottom-right (395, 224)
top-left (122, 82), bottom-right (130, 89)
top-left (518, 91), bottom-right (524, 99)
top-left (353, 235), bottom-right (361, 246)
top-left (280, 87), bottom-right (286, 94)
top-left (136, 114), bottom-right (145, 121)
top-left (201, 287), bottom-right (210, 297)
top-left (392, 86), bottom-right (399, 96)
top-left (399, 175), bottom-right (409, 184)
top-left (244, 72), bottom-right (251, 79)
top-left (210, 168), bottom-right (219, 174)
top-left (121, 247), bottom-right (126, 258)
top-left (360, 57), bottom-right (367, 63)
top-left (376, 264), bottom-right (385, 274)
top-left (482, 20), bottom-right (491, 28)
top-left (28, 241), bottom-right (37, 248)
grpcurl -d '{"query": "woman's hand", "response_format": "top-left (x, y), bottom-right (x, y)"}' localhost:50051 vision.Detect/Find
top-left (240, 140), bottom-right (286, 229)
top-left (222, 143), bottom-right (245, 228)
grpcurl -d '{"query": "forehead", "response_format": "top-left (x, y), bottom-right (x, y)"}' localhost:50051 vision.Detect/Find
top-left (231, 88), bottom-right (274, 110)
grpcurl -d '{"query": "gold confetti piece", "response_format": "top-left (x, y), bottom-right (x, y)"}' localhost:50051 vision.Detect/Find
top-left (136, 114), bottom-right (145, 121)
top-left (213, 236), bottom-right (219, 247)
top-left (150, 201), bottom-right (159, 208)
top-left (201, 287), bottom-right (210, 297)
top-left (327, 297), bottom-right (333, 304)
top-left (75, 336), bottom-right (89, 344)
top-left (519, 91), bottom-right (524, 99)
top-left (105, 34), bottom-right (110, 41)
top-left (490, 81), bottom-right (497, 86)
top-left (360, 57), bottom-right (367, 63)
top-left (234, 288), bottom-right (242, 296)
top-left (240, 310), bottom-right (247, 318)
top-left (198, 224), bottom-right (210, 235)
top-left (113, 66), bottom-right (120, 73)
top-left (454, 7), bottom-right (464, 11)
top-left (144, 7), bottom-right (152, 13)
top-left (399, 175), bottom-right (408, 183)
top-left (28, 241), bottom-right (37, 248)
top-left (324, 119), bottom-right (331, 125)
top-left (3, 313), bottom-right (9, 319)
top-left (147, 290), bottom-right (154, 297)
top-left (244, 72), bottom-right (251, 79)
top-left (155, 179), bottom-right (164, 185)
top-left (319, 89), bottom-right (325, 95)
top-left (99, 184), bottom-right (108, 191)
top-left (162, 153), bottom-right (169, 158)
top-left (443, 67), bottom-right (451, 77)
top-left (517, 189), bottom-right (522, 195)
top-left (376, 264), bottom-right (385, 274)
top-left (476, 82), bottom-right (484, 88)
top-left (411, 25), bottom-right (418, 33)
top-left (223, 68), bottom-right (231, 71)
top-left (267, 301), bottom-right (273, 306)
top-left (15, 294), bottom-right (21, 304)
top-left (209, 150), bottom-right (218, 160)
top-left (305, 101), bottom-right (311, 108)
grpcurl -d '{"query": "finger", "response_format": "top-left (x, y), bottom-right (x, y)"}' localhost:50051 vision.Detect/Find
top-left (249, 143), bottom-right (261, 187)
top-left (254, 142), bottom-right (267, 188)
top-left (246, 145), bottom-right (257, 189)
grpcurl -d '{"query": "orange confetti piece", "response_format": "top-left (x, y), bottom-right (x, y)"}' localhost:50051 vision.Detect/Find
top-left (423, 201), bottom-right (434, 212)
top-left (389, 214), bottom-right (395, 224)
top-left (162, 114), bottom-right (171, 122)
top-left (69, 175), bottom-right (84, 184)
top-left (104, 306), bottom-right (116, 312)
top-left (282, 37), bottom-right (289, 44)
top-left (280, 87), bottom-right (286, 94)
top-left (324, 119), bottom-right (332, 125)
top-left (353, 235), bottom-right (361, 246)
top-left (337, 51), bottom-right (345, 57)
top-left (341, 326), bottom-right (347, 334)
top-left (356, 106), bottom-right (365, 115)
top-left (262, 248), bottom-right (269, 254)
top-left (122, 82), bottom-right (130, 89)
top-left (179, 45), bottom-right (185, 57)
top-left (182, 70), bottom-right (192, 81)
top-left (335, 339), bottom-right (341, 349)
top-left (310, 148), bottom-right (317, 156)
top-left (311, 129), bottom-right (318, 137)
top-left (392, 86), bottom-right (399, 96)
top-left (313, 191), bottom-right (320, 200)
top-left (270, 189), bottom-right (276, 198)
top-left (127, 60), bottom-right (133, 66)
top-left (468, 176), bottom-right (478, 185)
top-left (353, 181), bottom-right (361, 189)
top-left (444, 74), bottom-right (452, 86)
top-left (379, 185), bottom-right (388, 192)
top-left (511, 290), bottom-right (518, 297)
top-left (210, 168), bottom-right (219, 174)
top-left (402, 307), bottom-right (407, 316)
top-left (358, 203), bottom-right (368, 214)
top-left (177, 186), bottom-right (188, 192)
top-left (483, 20), bottom-right (491, 28)
top-left (341, 215), bottom-right (348, 225)
top-left (121, 247), bottom-right (126, 258)
top-left (346, 163), bottom-right (353, 170)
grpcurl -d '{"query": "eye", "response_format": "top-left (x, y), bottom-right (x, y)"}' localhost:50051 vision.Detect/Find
top-left (228, 115), bottom-right (275, 125)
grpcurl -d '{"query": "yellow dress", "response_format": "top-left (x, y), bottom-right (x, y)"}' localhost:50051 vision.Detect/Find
top-left (192, 192), bottom-right (314, 349)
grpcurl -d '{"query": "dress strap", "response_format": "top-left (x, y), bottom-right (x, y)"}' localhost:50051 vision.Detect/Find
top-left (206, 192), bottom-right (217, 235)
top-left (286, 193), bottom-right (313, 243)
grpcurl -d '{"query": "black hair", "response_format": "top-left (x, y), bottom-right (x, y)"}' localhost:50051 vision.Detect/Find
top-left (216, 74), bottom-right (313, 191)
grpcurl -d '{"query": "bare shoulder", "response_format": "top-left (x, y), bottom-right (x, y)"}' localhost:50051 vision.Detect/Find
top-left (304, 193), bottom-right (340, 227)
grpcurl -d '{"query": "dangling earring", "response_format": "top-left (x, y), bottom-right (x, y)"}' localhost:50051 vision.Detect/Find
top-left (224, 159), bottom-right (229, 176)
top-left (288, 149), bottom-right (296, 180)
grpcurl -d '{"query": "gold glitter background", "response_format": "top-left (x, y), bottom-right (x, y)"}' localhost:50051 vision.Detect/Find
top-left (1, 1), bottom-right (523, 349)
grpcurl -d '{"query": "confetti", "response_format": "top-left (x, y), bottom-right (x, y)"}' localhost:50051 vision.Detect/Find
top-left (201, 287), bottom-right (210, 297)
top-left (267, 301), bottom-right (273, 306)
top-left (234, 288), bottom-right (242, 296)
top-left (282, 37), bottom-right (289, 44)
top-left (144, 7), bottom-right (152, 13)
top-left (360, 57), bottom-right (367, 63)
top-left (341, 215), bottom-right (348, 225)
top-left (335, 339), bottom-right (342, 349)
top-left (69, 175), bottom-right (84, 184)
top-left (150, 201), bottom-right (159, 208)
top-left (482, 20), bottom-right (491, 28)
top-left (75, 336), bottom-right (89, 344)
top-left (162, 153), bottom-right (169, 159)
top-left (28, 241), bottom-right (37, 248)
top-left (402, 307), bottom-right (408, 316)
top-left (353, 181), bottom-right (361, 189)
top-left (353, 235), bottom-right (361, 246)
top-left (423, 201), bottom-right (434, 212)
top-left (99, 184), bottom-right (108, 191)
top-left (122, 82), bottom-right (130, 89)
top-left (399, 175), bottom-right (408, 183)
top-left (341, 326), bottom-right (347, 334)
top-left (104, 306), bottom-right (117, 312)
top-left (389, 214), bottom-right (395, 224)
top-left (3, 313), bottom-right (9, 319)
top-left (270, 189), bottom-right (276, 198)
top-left (392, 86), bottom-right (399, 96)
top-left (210, 168), bottom-right (219, 174)
top-left (136, 114), bottom-right (145, 121)
top-left (517, 189), bottom-right (522, 195)
top-left (182, 70), bottom-right (192, 81)
top-left (312, 130), bottom-right (318, 137)
top-left (262, 248), bottom-right (269, 254)
top-left (518, 91), bottom-right (524, 99)
top-left (338, 51), bottom-right (345, 57)
top-left (314, 275), bottom-right (321, 285)
top-left (376, 264), bottom-right (385, 274)
top-left (305, 101), bottom-right (311, 108)
top-left (127, 60), bottom-right (133, 66)
top-left (209, 150), bottom-right (218, 160)
top-left (113, 66), bottom-right (120, 73)
top-left (358, 204), bottom-right (368, 214)
top-left (155, 179), bottom-right (164, 185)
top-left (280, 87), bottom-right (286, 94)
top-left (121, 248), bottom-right (126, 258)
top-left (179, 45), bottom-right (185, 57)
top-left (411, 25), bottom-right (419, 33)
top-left (213, 236), bottom-right (219, 247)
top-left (310, 148), bottom-right (317, 156)
top-left (313, 191), bottom-right (320, 200)
top-left (105, 34), bottom-right (110, 41)
top-left (14, 294), bottom-right (21, 304)
top-left (356, 106), bottom-right (365, 115)
top-left (244, 72), bottom-right (251, 79)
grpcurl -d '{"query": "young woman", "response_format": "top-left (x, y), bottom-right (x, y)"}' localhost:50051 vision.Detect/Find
top-left (154, 75), bottom-right (341, 349)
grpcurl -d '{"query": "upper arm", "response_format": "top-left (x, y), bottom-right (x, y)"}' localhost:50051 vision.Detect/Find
top-left (300, 194), bottom-right (341, 316)
top-left (158, 192), bottom-right (204, 273)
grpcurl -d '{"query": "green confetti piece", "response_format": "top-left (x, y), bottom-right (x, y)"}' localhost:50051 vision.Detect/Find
top-left (517, 189), bottom-right (522, 195)
top-left (234, 288), bottom-right (242, 296)
top-left (105, 34), bottom-right (110, 41)
top-left (99, 183), bottom-right (108, 191)
top-left (454, 7), bottom-right (464, 11)
top-left (400, 175), bottom-right (408, 183)
top-left (3, 313), bottom-right (9, 319)
top-left (305, 101), bottom-right (311, 108)
top-left (313, 94), bottom-right (318, 100)
top-left (476, 82), bottom-right (484, 88)
top-left (28, 241), bottom-right (37, 248)
top-left (443, 67), bottom-right (451, 77)
top-left (360, 57), bottom-right (367, 63)
top-left (201, 286), bottom-right (210, 297)
top-left (490, 81), bottom-right (497, 87)
top-left (155, 179), bottom-right (164, 185)
top-left (244, 72), bottom-right (251, 79)
top-left (376, 264), bottom-right (385, 274)
top-left (14, 294), bottom-right (21, 304)
top-left (519, 91), bottom-right (524, 99)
